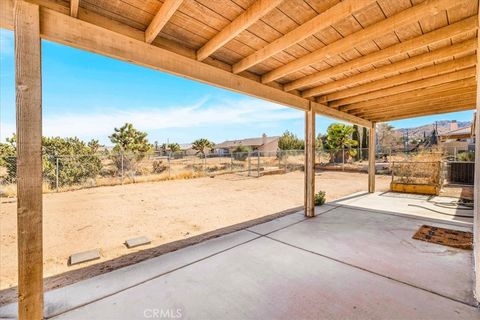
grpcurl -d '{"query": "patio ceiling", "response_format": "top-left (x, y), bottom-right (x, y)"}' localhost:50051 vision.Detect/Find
top-left (1, 0), bottom-right (477, 124)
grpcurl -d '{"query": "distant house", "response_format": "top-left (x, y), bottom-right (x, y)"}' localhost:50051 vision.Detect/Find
top-left (438, 120), bottom-right (474, 153)
top-left (214, 134), bottom-right (279, 155)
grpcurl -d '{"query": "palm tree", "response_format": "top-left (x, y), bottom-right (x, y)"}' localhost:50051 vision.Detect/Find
top-left (192, 138), bottom-right (214, 157)
top-left (325, 123), bottom-right (359, 163)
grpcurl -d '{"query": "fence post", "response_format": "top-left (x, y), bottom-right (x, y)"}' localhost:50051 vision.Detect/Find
top-left (55, 157), bottom-right (59, 192)
top-left (342, 146), bottom-right (345, 171)
top-left (121, 152), bottom-right (124, 184)
top-left (168, 155), bottom-right (171, 178)
top-left (454, 147), bottom-right (457, 161)
top-left (257, 152), bottom-right (260, 177)
top-left (248, 152), bottom-right (251, 176)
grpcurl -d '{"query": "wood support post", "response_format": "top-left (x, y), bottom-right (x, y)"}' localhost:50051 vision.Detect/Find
top-left (15, 1), bottom-right (43, 318)
top-left (305, 106), bottom-right (315, 217)
top-left (368, 123), bottom-right (376, 193)
top-left (473, 1), bottom-right (480, 303)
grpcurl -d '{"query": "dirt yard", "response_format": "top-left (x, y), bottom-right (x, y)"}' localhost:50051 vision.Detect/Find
top-left (0, 171), bottom-right (390, 289)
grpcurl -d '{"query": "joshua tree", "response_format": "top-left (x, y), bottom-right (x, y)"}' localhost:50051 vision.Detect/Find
top-left (109, 123), bottom-right (152, 154)
top-left (192, 138), bottom-right (214, 157)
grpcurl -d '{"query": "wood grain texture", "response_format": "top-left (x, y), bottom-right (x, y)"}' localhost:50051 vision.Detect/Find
top-left (70, 0), bottom-right (79, 17)
top-left (197, 0), bottom-right (283, 61)
top-left (283, 16), bottom-right (477, 92)
top-left (472, 3), bottom-right (479, 301)
top-left (232, 0), bottom-right (377, 73)
top-left (304, 105), bottom-right (315, 217)
top-left (303, 38), bottom-right (476, 98)
top-left (14, 1), bottom-right (43, 319)
top-left (145, 0), bottom-right (183, 44)
top-left (368, 123), bottom-right (376, 193)
top-left (261, 0), bottom-right (464, 83)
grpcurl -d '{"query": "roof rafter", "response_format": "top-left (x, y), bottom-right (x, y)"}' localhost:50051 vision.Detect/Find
top-left (145, 0), bottom-right (184, 44)
top-left (0, 0), bottom-right (371, 127)
top-left (367, 100), bottom-right (475, 121)
top-left (261, 0), bottom-right (465, 84)
top-left (232, 0), bottom-right (377, 73)
top-left (70, 0), bottom-right (79, 18)
top-left (197, 0), bottom-right (284, 61)
top-left (333, 61), bottom-right (476, 109)
top-left (349, 80), bottom-right (476, 113)
top-left (283, 16), bottom-right (477, 92)
top-left (353, 91), bottom-right (477, 117)
top-left (303, 38), bottom-right (476, 98)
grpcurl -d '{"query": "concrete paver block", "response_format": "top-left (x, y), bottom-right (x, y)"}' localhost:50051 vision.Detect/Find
top-left (69, 249), bottom-right (101, 266)
top-left (125, 236), bottom-right (151, 249)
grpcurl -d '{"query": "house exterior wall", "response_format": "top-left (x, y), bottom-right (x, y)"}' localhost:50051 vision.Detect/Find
top-left (258, 139), bottom-right (279, 154)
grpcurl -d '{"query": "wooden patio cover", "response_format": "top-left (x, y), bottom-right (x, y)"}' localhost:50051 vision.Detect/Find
top-left (1, 0), bottom-right (477, 125)
top-left (1, 0), bottom-right (480, 319)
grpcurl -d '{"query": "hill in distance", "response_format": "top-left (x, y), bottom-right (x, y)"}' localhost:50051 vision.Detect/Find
top-left (393, 120), bottom-right (471, 140)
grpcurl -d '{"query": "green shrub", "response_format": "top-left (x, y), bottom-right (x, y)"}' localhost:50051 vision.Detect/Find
top-left (314, 191), bottom-right (326, 206)
top-left (232, 145), bottom-right (251, 161)
top-left (457, 151), bottom-right (474, 162)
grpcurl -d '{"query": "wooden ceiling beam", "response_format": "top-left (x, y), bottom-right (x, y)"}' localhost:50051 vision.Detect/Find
top-left (283, 16), bottom-right (477, 92)
top-left (354, 91), bottom-right (476, 116)
top-left (350, 83), bottom-right (477, 114)
top-left (369, 101), bottom-right (475, 122)
top-left (145, 0), bottom-right (184, 44)
top-left (261, 0), bottom-right (464, 83)
top-left (335, 63), bottom-right (476, 110)
top-left (70, 0), bottom-right (79, 18)
top-left (197, 0), bottom-right (284, 61)
top-left (303, 38), bottom-right (476, 98)
top-left (232, 0), bottom-right (377, 73)
top-left (0, 0), bottom-right (371, 127)
top-left (329, 57), bottom-right (476, 106)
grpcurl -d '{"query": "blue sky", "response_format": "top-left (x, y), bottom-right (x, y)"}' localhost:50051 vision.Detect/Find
top-left (0, 29), bottom-right (474, 145)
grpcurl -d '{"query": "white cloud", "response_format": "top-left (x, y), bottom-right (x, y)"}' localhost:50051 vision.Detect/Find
top-left (0, 98), bottom-right (303, 142)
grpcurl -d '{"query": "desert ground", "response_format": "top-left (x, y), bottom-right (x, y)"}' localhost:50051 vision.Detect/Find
top-left (0, 171), bottom-right (390, 289)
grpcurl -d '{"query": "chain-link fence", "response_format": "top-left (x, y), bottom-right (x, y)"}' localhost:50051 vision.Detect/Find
top-left (0, 146), bottom-right (475, 197)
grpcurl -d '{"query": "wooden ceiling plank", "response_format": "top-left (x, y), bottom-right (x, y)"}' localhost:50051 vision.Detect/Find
top-left (0, 1), bottom-right (371, 127)
top-left (350, 83), bottom-right (477, 114)
top-left (333, 60), bottom-right (476, 109)
top-left (302, 38), bottom-right (476, 98)
top-left (261, 0), bottom-right (464, 83)
top-left (232, 0), bottom-right (377, 73)
top-left (145, 0), bottom-right (184, 44)
top-left (70, 0), bottom-right (79, 18)
top-left (354, 91), bottom-right (477, 116)
top-left (283, 16), bottom-right (477, 92)
top-left (368, 101), bottom-right (475, 121)
top-left (196, 0), bottom-right (284, 61)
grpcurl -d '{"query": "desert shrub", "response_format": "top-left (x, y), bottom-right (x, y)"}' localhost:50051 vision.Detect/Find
top-left (42, 137), bottom-right (102, 188)
top-left (152, 160), bottom-right (167, 173)
top-left (457, 151), bottom-right (475, 162)
top-left (1, 135), bottom-right (102, 188)
top-left (279, 130), bottom-right (304, 150)
top-left (314, 191), bottom-right (326, 206)
top-left (232, 145), bottom-right (251, 161)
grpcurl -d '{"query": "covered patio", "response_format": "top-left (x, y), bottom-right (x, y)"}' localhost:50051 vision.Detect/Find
top-left (1, 0), bottom-right (480, 318)
top-left (0, 195), bottom-right (477, 318)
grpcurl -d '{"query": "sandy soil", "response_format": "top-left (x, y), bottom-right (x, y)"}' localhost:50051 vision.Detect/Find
top-left (0, 171), bottom-right (390, 289)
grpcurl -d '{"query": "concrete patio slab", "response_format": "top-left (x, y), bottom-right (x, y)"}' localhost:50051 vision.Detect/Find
top-left (1, 199), bottom-right (478, 319)
top-left (52, 236), bottom-right (478, 320)
top-left (0, 230), bottom-right (258, 319)
top-left (333, 192), bottom-right (473, 225)
top-left (268, 206), bottom-right (475, 305)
